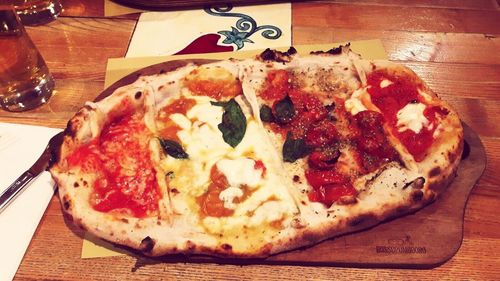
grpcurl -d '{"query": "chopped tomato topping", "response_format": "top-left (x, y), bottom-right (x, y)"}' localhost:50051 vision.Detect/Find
top-left (352, 110), bottom-right (399, 172)
top-left (259, 70), bottom-right (404, 207)
top-left (305, 120), bottom-right (338, 148)
top-left (305, 170), bottom-right (356, 206)
top-left (307, 183), bottom-right (357, 206)
top-left (305, 170), bottom-right (348, 189)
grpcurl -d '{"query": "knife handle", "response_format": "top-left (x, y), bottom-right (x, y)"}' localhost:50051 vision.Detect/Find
top-left (0, 171), bottom-right (35, 214)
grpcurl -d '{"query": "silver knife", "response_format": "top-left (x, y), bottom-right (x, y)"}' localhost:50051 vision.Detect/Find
top-left (0, 131), bottom-right (64, 213)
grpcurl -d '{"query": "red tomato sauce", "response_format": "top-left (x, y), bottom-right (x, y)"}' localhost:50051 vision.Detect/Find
top-left (366, 70), bottom-right (448, 161)
top-left (67, 113), bottom-right (159, 218)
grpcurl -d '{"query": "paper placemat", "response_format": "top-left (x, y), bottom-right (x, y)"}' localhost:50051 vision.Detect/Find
top-left (126, 3), bottom-right (291, 57)
top-left (104, 0), bottom-right (144, 17)
top-left (0, 123), bottom-right (61, 280)
top-left (81, 40), bottom-right (387, 258)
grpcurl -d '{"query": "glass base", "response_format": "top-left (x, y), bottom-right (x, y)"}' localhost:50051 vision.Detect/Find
top-left (16, 0), bottom-right (63, 26)
top-left (1, 74), bottom-right (54, 112)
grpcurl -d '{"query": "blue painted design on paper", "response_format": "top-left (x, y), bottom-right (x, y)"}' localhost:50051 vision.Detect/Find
top-left (204, 4), bottom-right (282, 50)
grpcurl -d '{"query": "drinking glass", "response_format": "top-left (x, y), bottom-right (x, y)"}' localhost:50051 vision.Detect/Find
top-left (0, 8), bottom-right (54, 111)
top-left (10, 0), bottom-right (62, 25)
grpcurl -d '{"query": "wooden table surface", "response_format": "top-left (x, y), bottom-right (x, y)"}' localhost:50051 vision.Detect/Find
top-left (2, 0), bottom-right (499, 280)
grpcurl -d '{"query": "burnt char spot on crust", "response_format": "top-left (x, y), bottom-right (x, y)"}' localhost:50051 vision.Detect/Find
top-left (429, 167), bottom-right (441, 177)
top-left (411, 190), bottom-right (424, 202)
top-left (62, 195), bottom-right (71, 211)
top-left (73, 182), bottom-right (79, 188)
top-left (310, 44), bottom-right (346, 55)
top-left (134, 91), bottom-right (142, 99)
top-left (348, 214), bottom-right (372, 227)
top-left (395, 205), bottom-right (410, 214)
top-left (259, 47), bottom-right (297, 62)
top-left (63, 199), bottom-right (71, 211)
top-left (121, 218), bottom-right (129, 224)
top-left (448, 144), bottom-right (462, 164)
top-left (221, 243), bottom-right (232, 251)
top-left (139, 236), bottom-right (155, 253)
top-left (412, 177), bottom-right (425, 189)
top-left (186, 240), bottom-right (196, 251)
top-left (64, 105), bottom-right (93, 138)
top-left (403, 177), bottom-right (425, 190)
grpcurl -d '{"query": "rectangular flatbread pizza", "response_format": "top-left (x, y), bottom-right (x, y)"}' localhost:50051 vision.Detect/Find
top-left (50, 45), bottom-right (463, 257)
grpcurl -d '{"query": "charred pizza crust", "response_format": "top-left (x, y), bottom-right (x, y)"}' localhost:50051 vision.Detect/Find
top-left (50, 46), bottom-right (463, 258)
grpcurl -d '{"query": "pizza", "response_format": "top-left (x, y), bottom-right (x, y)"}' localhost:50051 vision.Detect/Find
top-left (49, 45), bottom-right (463, 258)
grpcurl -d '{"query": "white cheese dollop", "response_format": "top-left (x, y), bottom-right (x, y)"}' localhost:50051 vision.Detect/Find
top-left (216, 158), bottom-right (263, 189)
top-left (380, 79), bottom-right (393, 88)
top-left (344, 88), bottom-right (368, 115)
top-left (219, 186), bottom-right (244, 210)
top-left (396, 103), bottom-right (429, 133)
top-left (186, 101), bottom-right (223, 129)
top-left (169, 113), bottom-right (191, 130)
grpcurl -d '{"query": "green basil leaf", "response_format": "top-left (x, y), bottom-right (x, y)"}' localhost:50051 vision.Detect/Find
top-left (211, 99), bottom-right (247, 148)
top-left (259, 105), bottom-right (275, 122)
top-left (282, 132), bottom-right (310, 162)
top-left (274, 94), bottom-right (295, 124)
top-left (159, 138), bottom-right (189, 159)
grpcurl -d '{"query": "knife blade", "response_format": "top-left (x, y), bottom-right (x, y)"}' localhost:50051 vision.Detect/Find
top-left (0, 131), bottom-right (63, 213)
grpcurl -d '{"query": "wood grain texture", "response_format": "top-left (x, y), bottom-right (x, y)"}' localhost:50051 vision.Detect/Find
top-left (319, 0), bottom-right (500, 10)
top-left (293, 3), bottom-right (500, 33)
top-left (4, 0), bottom-right (500, 280)
top-left (294, 27), bottom-right (500, 65)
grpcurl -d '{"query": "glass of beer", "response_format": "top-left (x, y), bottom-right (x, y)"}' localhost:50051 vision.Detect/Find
top-left (0, 8), bottom-right (54, 111)
top-left (10, 0), bottom-right (62, 25)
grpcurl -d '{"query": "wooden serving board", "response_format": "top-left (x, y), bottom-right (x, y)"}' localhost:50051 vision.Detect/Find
top-left (99, 60), bottom-right (486, 269)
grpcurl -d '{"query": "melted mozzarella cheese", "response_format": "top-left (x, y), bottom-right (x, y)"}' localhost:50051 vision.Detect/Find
top-left (249, 201), bottom-right (286, 226)
top-left (186, 100), bottom-right (224, 128)
top-left (216, 158), bottom-right (262, 189)
top-left (396, 103), bottom-right (429, 133)
top-left (219, 186), bottom-right (243, 209)
top-left (345, 88), bottom-right (368, 115)
top-left (380, 79), bottom-right (393, 88)
top-left (169, 113), bottom-right (191, 130)
top-left (160, 95), bottom-right (298, 229)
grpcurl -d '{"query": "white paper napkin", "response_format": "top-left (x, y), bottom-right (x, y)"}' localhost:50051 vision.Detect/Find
top-left (126, 3), bottom-right (291, 57)
top-left (0, 123), bottom-right (61, 281)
